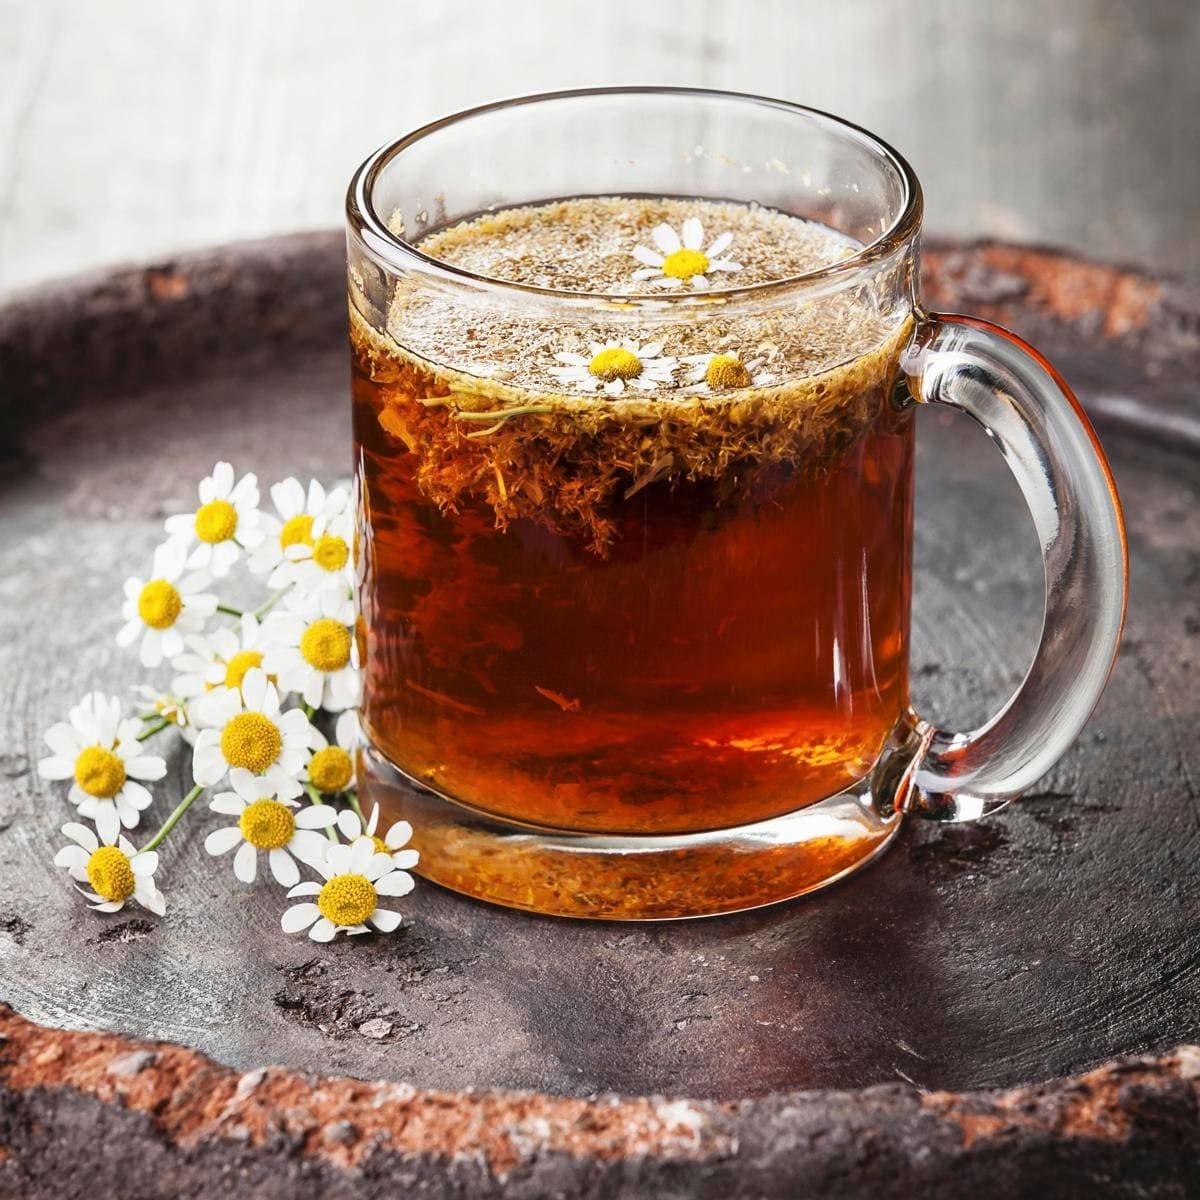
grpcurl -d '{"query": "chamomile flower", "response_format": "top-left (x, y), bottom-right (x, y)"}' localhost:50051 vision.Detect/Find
top-left (53, 821), bottom-right (165, 915)
top-left (280, 836), bottom-right (415, 942)
top-left (303, 710), bottom-right (360, 795)
top-left (38, 693), bottom-right (167, 842)
top-left (248, 477), bottom-right (349, 584)
top-left (133, 684), bottom-right (196, 743)
top-left (630, 218), bottom-right (741, 291)
top-left (203, 772), bottom-right (334, 887)
top-left (173, 613), bottom-right (273, 714)
top-left (680, 351), bottom-right (776, 393)
top-left (164, 461), bottom-right (264, 578)
top-left (335, 804), bottom-right (419, 871)
top-left (549, 341), bottom-right (677, 396)
top-left (273, 490), bottom-right (355, 593)
top-left (117, 540), bottom-right (218, 668)
top-left (191, 668), bottom-right (315, 800)
top-left (262, 587), bottom-right (359, 712)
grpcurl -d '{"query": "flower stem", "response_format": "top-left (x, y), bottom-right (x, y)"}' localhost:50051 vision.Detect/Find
top-left (305, 782), bottom-right (338, 841)
top-left (253, 586), bottom-right (291, 620)
top-left (217, 603), bottom-right (243, 617)
top-left (136, 717), bottom-right (171, 741)
top-left (140, 783), bottom-right (204, 852)
top-left (347, 790), bottom-right (365, 823)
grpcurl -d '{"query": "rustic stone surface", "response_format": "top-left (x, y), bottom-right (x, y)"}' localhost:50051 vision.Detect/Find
top-left (0, 1007), bottom-right (1198, 1197)
top-left (0, 232), bottom-right (1198, 1192)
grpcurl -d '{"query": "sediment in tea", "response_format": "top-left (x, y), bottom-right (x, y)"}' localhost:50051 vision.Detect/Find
top-left (351, 197), bottom-right (913, 835)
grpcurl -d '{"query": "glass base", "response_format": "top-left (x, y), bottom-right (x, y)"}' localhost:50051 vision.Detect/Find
top-left (360, 719), bottom-right (922, 920)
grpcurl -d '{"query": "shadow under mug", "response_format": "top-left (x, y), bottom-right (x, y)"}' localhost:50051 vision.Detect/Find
top-left (346, 88), bottom-right (1127, 920)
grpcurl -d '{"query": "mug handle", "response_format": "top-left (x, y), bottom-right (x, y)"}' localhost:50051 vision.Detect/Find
top-left (900, 313), bottom-right (1128, 821)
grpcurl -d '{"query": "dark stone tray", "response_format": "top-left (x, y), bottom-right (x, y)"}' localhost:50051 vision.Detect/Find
top-left (0, 234), bottom-right (1197, 1196)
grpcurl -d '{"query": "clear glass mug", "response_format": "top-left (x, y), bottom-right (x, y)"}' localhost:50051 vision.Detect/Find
top-left (346, 88), bottom-right (1127, 919)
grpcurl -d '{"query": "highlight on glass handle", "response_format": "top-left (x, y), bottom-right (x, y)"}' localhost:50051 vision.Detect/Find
top-left (900, 313), bottom-right (1128, 822)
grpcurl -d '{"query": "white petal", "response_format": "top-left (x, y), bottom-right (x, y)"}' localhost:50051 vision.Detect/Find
top-left (369, 908), bottom-right (403, 933)
top-left (130, 850), bottom-right (158, 877)
top-left (706, 230), bottom-right (733, 256)
top-left (62, 822), bottom-right (98, 852)
top-left (390, 849), bottom-right (420, 871)
top-left (365, 852), bottom-right (396, 881)
top-left (269, 848), bottom-right (300, 887)
top-left (288, 829), bottom-right (329, 864)
top-left (651, 223), bottom-right (681, 254)
top-left (375, 870), bottom-right (416, 898)
top-left (631, 245), bottom-right (664, 268)
top-left (325, 843), bottom-right (352, 875)
top-left (308, 916), bottom-right (338, 942)
top-left (119, 780), bottom-right (153, 811)
top-left (94, 804), bottom-right (120, 844)
top-left (205, 826), bottom-right (244, 856)
top-left (690, 274), bottom-right (710, 291)
top-left (44, 723), bottom-right (82, 760)
top-left (210, 792), bottom-right (246, 816)
top-left (134, 880), bottom-right (166, 916)
top-left (336, 810), bottom-right (363, 840)
top-left (281, 902), bottom-right (321, 932)
top-left (54, 845), bottom-right (89, 872)
top-left (240, 668), bottom-right (269, 711)
top-left (349, 836), bottom-right (375, 873)
top-left (287, 882), bottom-right (321, 898)
top-left (233, 840), bottom-right (258, 882)
top-left (211, 461), bottom-right (235, 497)
top-left (140, 629), bottom-right (164, 668)
top-left (681, 217), bottom-right (703, 250)
top-left (295, 804), bottom-right (337, 830)
top-left (37, 755), bottom-right (74, 781)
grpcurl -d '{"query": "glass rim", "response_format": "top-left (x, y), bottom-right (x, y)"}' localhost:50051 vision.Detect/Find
top-left (347, 86), bottom-right (924, 304)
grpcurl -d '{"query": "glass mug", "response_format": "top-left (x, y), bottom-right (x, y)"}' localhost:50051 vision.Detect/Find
top-left (346, 88), bottom-right (1127, 920)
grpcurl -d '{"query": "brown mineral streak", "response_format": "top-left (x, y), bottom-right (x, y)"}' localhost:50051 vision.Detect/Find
top-left (0, 1007), bottom-right (732, 1175)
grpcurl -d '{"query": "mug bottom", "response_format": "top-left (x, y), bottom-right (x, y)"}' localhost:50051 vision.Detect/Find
top-left (360, 717), bottom-right (924, 920)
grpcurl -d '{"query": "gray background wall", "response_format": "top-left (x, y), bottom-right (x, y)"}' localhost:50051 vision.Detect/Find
top-left (2, 0), bottom-right (1197, 293)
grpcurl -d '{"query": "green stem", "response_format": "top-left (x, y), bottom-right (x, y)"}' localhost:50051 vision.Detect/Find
top-left (136, 717), bottom-right (171, 742)
top-left (305, 782), bottom-right (339, 841)
top-left (347, 790), bottom-right (365, 824)
top-left (216, 603), bottom-right (243, 617)
top-left (253, 586), bottom-right (291, 620)
top-left (140, 784), bottom-right (204, 853)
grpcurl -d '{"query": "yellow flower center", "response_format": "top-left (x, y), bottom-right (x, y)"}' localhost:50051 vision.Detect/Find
top-left (317, 874), bottom-right (377, 926)
top-left (308, 746), bottom-right (353, 793)
top-left (137, 579), bottom-right (183, 630)
top-left (224, 650), bottom-right (265, 690)
top-left (86, 845), bottom-right (135, 902)
top-left (238, 798), bottom-right (295, 850)
top-left (194, 498), bottom-right (239, 544)
top-left (371, 835), bottom-right (389, 855)
top-left (299, 619), bottom-right (352, 673)
top-left (312, 534), bottom-right (349, 573)
top-left (705, 354), bottom-right (753, 390)
top-left (279, 513), bottom-right (314, 550)
top-left (661, 247), bottom-right (709, 279)
top-left (588, 347), bottom-right (643, 382)
top-left (220, 712), bottom-right (283, 773)
top-left (74, 746), bottom-right (127, 799)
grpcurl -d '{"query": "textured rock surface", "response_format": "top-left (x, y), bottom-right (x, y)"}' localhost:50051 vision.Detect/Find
top-left (0, 233), bottom-right (1198, 1192)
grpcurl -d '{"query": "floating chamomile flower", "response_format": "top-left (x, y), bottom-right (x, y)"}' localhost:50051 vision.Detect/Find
top-left (262, 586), bottom-right (360, 712)
top-left (281, 836), bottom-right (415, 942)
top-left (680, 351), bottom-right (776, 393)
top-left (204, 772), bottom-right (334, 887)
top-left (303, 710), bottom-right (360, 796)
top-left (248, 477), bottom-right (350, 585)
top-left (38, 693), bottom-right (167, 842)
top-left (335, 804), bottom-right (419, 871)
top-left (191, 667), bottom-right (316, 800)
top-left (630, 218), bottom-right (741, 291)
top-left (164, 461), bottom-right (264, 578)
top-left (54, 821), bottom-right (165, 915)
top-left (273, 489), bottom-right (355, 593)
top-left (133, 684), bottom-right (196, 742)
top-left (117, 540), bottom-right (218, 668)
top-left (173, 613), bottom-right (274, 716)
top-left (549, 341), bottom-right (677, 397)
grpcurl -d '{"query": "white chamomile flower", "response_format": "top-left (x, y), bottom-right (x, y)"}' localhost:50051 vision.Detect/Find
top-left (630, 218), bottom-right (742, 291)
top-left (262, 587), bottom-right (360, 712)
top-left (117, 540), bottom-right (218, 668)
top-left (203, 771), bottom-right (335, 887)
top-left (335, 804), bottom-right (419, 871)
top-left (549, 341), bottom-right (677, 396)
top-left (173, 613), bottom-right (273, 715)
top-left (281, 836), bottom-right (415, 942)
top-left (680, 351), bottom-right (776, 393)
top-left (303, 710), bottom-right (360, 796)
top-left (38, 693), bottom-right (167, 842)
top-left (249, 477), bottom-right (349, 584)
top-left (164, 461), bottom-right (264, 578)
top-left (133, 684), bottom-right (196, 743)
top-left (273, 488), bottom-right (355, 592)
top-left (53, 821), bottom-right (165, 915)
top-left (191, 668), bottom-right (316, 800)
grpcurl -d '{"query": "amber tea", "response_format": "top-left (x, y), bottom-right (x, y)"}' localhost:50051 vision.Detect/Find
top-left (352, 197), bottom-right (914, 839)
